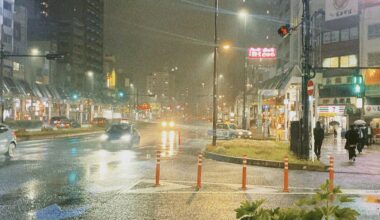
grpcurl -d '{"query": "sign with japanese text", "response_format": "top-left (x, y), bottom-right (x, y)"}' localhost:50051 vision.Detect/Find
top-left (248, 48), bottom-right (276, 59)
top-left (325, 0), bottom-right (358, 21)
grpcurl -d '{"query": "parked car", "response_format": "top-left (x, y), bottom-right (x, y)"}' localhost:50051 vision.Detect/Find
top-left (50, 116), bottom-right (70, 129)
top-left (236, 129), bottom-right (253, 139)
top-left (208, 123), bottom-right (238, 140)
top-left (100, 123), bottom-right (140, 147)
top-left (0, 124), bottom-right (17, 157)
top-left (92, 117), bottom-right (108, 127)
top-left (69, 120), bottom-right (81, 128)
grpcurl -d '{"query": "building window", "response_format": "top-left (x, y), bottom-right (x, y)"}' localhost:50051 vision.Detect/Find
top-left (335, 77), bottom-right (342, 84)
top-left (3, 34), bottom-right (11, 44)
top-left (331, 30), bottom-right (339, 43)
top-left (341, 29), bottom-right (350, 41)
top-left (368, 23), bottom-right (380, 40)
top-left (323, 57), bottom-right (339, 67)
top-left (350, 27), bottom-right (358, 39)
top-left (368, 53), bottom-right (380, 66)
top-left (3, 1), bottom-right (12, 11)
top-left (323, 32), bottom-right (331, 44)
top-left (3, 17), bottom-right (11, 27)
top-left (340, 55), bottom-right (357, 67)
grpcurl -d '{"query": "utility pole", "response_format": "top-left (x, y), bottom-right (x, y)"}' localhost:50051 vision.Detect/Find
top-left (212, 0), bottom-right (218, 146)
top-left (0, 43), bottom-right (4, 123)
top-left (242, 58), bottom-right (248, 129)
top-left (301, 0), bottom-right (311, 159)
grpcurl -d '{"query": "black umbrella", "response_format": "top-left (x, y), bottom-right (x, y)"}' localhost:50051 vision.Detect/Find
top-left (329, 121), bottom-right (340, 126)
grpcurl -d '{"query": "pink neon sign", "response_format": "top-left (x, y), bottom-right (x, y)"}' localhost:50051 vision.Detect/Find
top-left (248, 48), bottom-right (276, 59)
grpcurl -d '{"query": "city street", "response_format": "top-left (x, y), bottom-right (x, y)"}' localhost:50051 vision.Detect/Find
top-left (1, 122), bottom-right (380, 219)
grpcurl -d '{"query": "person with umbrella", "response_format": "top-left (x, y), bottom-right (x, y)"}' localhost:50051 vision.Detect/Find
top-left (354, 120), bottom-right (366, 153)
top-left (313, 121), bottom-right (324, 160)
top-left (345, 125), bottom-right (359, 161)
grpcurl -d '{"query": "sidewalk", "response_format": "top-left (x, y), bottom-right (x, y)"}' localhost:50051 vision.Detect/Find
top-left (320, 135), bottom-right (380, 175)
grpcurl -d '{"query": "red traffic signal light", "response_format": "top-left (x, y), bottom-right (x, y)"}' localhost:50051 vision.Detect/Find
top-left (278, 25), bottom-right (290, 38)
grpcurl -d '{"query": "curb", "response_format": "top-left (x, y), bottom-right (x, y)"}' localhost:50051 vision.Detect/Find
top-left (204, 151), bottom-right (328, 172)
top-left (17, 131), bottom-right (104, 142)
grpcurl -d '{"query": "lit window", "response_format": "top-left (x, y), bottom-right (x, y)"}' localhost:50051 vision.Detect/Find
top-left (340, 56), bottom-right (349, 67)
top-left (348, 55), bottom-right (357, 67)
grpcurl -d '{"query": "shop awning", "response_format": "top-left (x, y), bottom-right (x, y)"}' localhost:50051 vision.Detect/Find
top-left (4, 77), bottom-right (21, 95)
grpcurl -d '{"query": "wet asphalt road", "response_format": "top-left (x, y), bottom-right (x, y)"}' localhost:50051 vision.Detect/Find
top-left (1, 122), bottom-right (380, 219)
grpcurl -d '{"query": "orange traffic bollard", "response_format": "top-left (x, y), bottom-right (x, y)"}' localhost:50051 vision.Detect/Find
top-left (178, 129), bottom-right (181, 145)
top-left (329, 155), bottom-right (334, 192)
top-left (197, 153), bottom-right (202, 189)
top-left (242, 155), bottom-right (247, 190)
top-left (155, 150), bottom-right (161, 186)
top-left (283, 156), bottom-right (289, 192)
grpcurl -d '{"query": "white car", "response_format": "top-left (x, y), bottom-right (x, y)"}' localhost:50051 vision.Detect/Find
top-left (0, 124), bottom-right (17, 157)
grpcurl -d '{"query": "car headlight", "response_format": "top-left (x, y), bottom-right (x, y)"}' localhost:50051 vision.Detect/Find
top-left (100, 134), bottom-right (108, 141)
top-left (238, 131), bottom-right (243, 135)
top-left (248, 131), bottom-right (252, 135)
top-left (169, 121), bottom-right (175, 127)
top-left (121, 134), bottom-right (132, 142)
top-left (161, 121), bottom-right (167, 127)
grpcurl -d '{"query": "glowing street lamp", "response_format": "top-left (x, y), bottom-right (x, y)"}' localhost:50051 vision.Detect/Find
top-left (30, 48), bottom-right (40, 55)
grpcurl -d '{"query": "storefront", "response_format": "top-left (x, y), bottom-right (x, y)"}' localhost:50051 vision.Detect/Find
top-left (318, 105), bottom-right (347, 134)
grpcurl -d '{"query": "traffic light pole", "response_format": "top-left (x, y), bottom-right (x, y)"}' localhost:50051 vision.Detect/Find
top-left (212, 0), bottom-right (218, 146)
top-left (301, 0), bottom-right (311, 159)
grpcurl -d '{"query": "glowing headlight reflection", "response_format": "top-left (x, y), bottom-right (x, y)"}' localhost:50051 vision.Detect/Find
top-left (161, 121), bottom-right (167, 127)
top-left (121, 134), bottom-right (132, 142)
top-left (169, 131), bottom-right (175, 156)
top-left (100, 134), bottom-right (108, 141)
top-left (161, 131), bottom-right (167, 147)
top-left (169, 121), bottom-right (175, 127)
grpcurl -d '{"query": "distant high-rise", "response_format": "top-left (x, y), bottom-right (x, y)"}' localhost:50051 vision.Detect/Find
top-left (21, 0), bottom-right (104, 94)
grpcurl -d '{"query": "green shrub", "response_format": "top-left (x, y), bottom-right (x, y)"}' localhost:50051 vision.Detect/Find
top-left (235, 180), bottom-right (359, 220)
top-left (5, 120), bottom-right (42, 129)
top-left (215, 146), bottom-right (227, 154)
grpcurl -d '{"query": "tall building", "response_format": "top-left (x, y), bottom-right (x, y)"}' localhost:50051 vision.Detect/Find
top-left (0, 0), bottom-right (15, 76)
top-left (13, 3), bottom-right (28, 80)
top-left (21, 0), bottom-right (104, 94)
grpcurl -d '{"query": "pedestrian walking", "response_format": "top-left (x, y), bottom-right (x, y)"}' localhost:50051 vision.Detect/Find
top-left (333, 128), bottom-right (337, 138)
top-left (313, 121), bottom-right (324, 160)
top-left (345, 125), bottom-right (358, 162)
top-left (357, 126), bottom-right (365, 153)
top-left (366, 125), bottom-right (373, 146)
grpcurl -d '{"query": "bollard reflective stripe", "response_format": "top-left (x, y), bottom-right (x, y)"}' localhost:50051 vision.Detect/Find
top-left (242, 155), bottom-right (247, 190)
top-left (155, 151), bottom-right (161, 186)
top-left (329, 155), bottom-right (334, 192)
top-left (197, 153), bottom-right (203, 189)
top-left (283, 156), bottom-right (289, 192)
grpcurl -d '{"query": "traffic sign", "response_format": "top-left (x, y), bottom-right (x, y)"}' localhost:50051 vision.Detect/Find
top-left (307, 80), bottom-right (314, 96)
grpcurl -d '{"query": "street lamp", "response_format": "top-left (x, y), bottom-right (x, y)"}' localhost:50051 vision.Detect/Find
top-left (30, 48), bottom-right (40, 56)
top-left (238, 8), bottom-right (249, 130)
top-left (238, 9), bottom-right (248, 31)
top-left (222, 44), bottom-right (231, 50)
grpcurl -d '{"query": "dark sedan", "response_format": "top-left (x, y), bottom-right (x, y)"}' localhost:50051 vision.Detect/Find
top-left (100, 123), bottom-right (140, 147)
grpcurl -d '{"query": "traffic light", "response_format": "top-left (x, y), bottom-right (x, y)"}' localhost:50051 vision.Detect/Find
top-left (118, 91), bottom-right (124, 98)
top-left (71, 92), bottom-right (79, 100)
top-left (278, 24), bottom-right (291, 38)
top-left (353, 75), bottom-right (364, 96)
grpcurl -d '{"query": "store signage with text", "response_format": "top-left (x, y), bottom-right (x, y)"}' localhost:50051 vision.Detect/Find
top-left (248, 48), bottom-right (276, 59)
top-left (325, 0), bottom-right (358, 21)
top-left (365, 105), bottom-right (380, 116)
